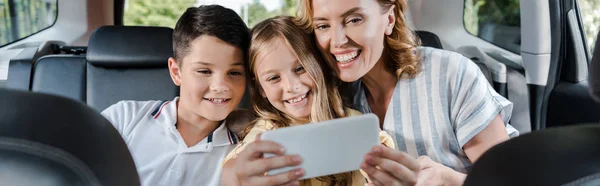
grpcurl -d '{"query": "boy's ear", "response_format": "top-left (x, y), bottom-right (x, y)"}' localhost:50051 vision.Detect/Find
top-left (168, 57), bottom-right (182, 86)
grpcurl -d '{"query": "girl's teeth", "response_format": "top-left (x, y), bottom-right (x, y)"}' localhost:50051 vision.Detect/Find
top-left (287, 94), bottom-right (307, 103)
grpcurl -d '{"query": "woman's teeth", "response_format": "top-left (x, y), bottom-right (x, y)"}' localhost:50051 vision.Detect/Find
top-left (334, 51), bottom-right (358, 63)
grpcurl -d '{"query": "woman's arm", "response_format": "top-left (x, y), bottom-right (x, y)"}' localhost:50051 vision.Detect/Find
top-left (363, 114), bottom-right (510, 186)
top-left (463, 114), bottom-right (510, 162)
top-left (434, 114), bottom-right (509, 185)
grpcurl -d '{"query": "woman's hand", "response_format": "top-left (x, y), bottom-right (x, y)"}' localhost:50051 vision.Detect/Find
top-left (414, 156), bottom-right (465, 186)
top-left (230, 136), bottom-right (305, 186)
top-left (361, 145), bottom-right (466, 186)
top-left (361, 145), bottom-right (419, 186)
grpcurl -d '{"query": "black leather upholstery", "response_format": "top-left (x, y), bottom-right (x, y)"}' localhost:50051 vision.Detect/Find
top-left (7, 48), bottom-right (38, 90)
top-left (87, 66), bottom-right (178, 111)
top-left (87, 26), bottom-right (173, 68)
top-left (32, 55), bottom-right (87, 102)
top-left (85, 26), bottom-right (179, 111)
top-left (1, 138), bottom-right (100, 186)
top-left (416, 30), bottom-right (443, 49)
top-left (464, 124), bottom-right (600, 186)
top-left (0, 88), bottom-right (140, 186)
top-left (588, 30), bottom-right (600, 102)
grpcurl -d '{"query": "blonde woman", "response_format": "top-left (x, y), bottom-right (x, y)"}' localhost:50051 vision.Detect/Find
top-left (221, 16), bottom-right (394, 186)
top-left (296, 0), bottom-right (519, 185)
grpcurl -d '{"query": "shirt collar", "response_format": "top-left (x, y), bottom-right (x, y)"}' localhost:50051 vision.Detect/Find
top-left (182, 120), bottom-right (238, 153)
top-left (154, 97), bottom-right (239, 151)
top-left (210, 120), bottom-right (239, 147)
top-left (154, 97), bottom-right (178, 128)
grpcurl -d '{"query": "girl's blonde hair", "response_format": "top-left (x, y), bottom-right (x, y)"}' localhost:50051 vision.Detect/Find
top-left (244, 16), bottom-right (352, 185)
top-left (295, 0), bottom-right (421, 79)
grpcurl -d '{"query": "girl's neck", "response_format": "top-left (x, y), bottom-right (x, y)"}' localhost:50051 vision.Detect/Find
top-left (288, 116), bottom-right (310, 126)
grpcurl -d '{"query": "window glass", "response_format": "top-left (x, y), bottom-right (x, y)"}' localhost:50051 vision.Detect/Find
top-left (123, 0), bottom-right (297, 28)
top-left (0, 0), bottom-right (58, 47)
top-left (464, 0), bottom-right (521, 53)
top-left (578, 0), bottom-right (600, 55)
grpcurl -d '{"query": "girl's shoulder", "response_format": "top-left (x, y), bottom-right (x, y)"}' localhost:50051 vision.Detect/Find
top-left (344, 107), bottom-right (363, 117)
top-left (250, 118), bottom-right (277, 130)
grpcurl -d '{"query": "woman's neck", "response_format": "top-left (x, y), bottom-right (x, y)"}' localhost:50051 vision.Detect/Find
top-left (362, 59), bottom-right (397, 128)
top-left (362, 60), bottom-right (397, 100)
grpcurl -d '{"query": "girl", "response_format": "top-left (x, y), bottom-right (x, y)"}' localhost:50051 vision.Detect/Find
top-left (221, 16), bottom-right (394, 186)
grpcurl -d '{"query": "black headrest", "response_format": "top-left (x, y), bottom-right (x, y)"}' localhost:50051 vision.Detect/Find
top-left (588, 29), bottom-right (600, 102)
top-left (87, 26), bottom-right (173, 68)
top-left (416, 30), bottom-right (443, 49)
top-left (0, 88), bottom-right (140, 186)
top-left (464, 124), bottom-right (600, 186)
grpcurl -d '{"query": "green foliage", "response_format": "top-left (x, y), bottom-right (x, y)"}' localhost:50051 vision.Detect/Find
top-left (0, 0), bottom-right (300, 46)
top-left (242, 0), bottom-right (296, 28)
top-left (579, 0), bottom-right (600, 52)
top-left (464, 0), bottom-right (600, 53)
top-left (122, 0), bottom-right (297, 28)
top-left (123, 0), bottom-right (195, 28)
top-left (464, 0), bottom-right (520, 36)
top-left (464, 0), bottom-right (485, 34)
top-left (0, 0), bottom-right (57, 46)
top-left (243, 0), bottom-right (277, 27)
top-left (282, 0), bottom-right (298, 16)
top-left (478, 0), bottom-right (520, 27)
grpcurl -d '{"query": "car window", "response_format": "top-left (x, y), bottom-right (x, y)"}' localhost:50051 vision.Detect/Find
top-left (578, 0), bottom-right (600, 55)
top-left (0, 0), bottom-right (58, 47)
top-left (464, 0), bottom-right (520, 54)
top-left (123, 0), bottom-right (297, 28)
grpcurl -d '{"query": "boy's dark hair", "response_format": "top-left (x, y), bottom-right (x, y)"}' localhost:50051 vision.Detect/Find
top-left (173, 5), bottom-right (250, 62)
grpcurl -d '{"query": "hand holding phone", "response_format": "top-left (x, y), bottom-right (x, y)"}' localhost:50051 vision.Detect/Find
top-left (261, 114), bottom-right (380, 179)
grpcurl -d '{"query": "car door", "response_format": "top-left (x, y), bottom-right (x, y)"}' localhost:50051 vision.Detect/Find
top-left (544, 0), bottom-right (600, 128)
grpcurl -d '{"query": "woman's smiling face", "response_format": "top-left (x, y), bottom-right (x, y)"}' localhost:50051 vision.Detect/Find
top-left (311, 0), bottom-right (396, 82)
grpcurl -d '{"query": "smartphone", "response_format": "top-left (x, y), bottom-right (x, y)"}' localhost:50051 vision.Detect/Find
top-left (261, 113), bottom-right (380, 180)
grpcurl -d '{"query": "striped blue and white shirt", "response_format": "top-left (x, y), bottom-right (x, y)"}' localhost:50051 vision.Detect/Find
top-left (353, 47), bottom-right (519, 173)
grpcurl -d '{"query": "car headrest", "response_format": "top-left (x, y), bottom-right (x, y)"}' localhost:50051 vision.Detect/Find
top-left (416, 30), bottom-right (443, 49)
top-left (87, 26), bottom-right (173, 68)
top-left (464, 124), bottom-right (600, 186)
top-left (0, 88), bottom-right (140, 186)
top-left (588, 29), bottom-right (600, 102)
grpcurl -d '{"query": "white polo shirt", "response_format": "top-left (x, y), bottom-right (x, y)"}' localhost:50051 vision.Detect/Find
top-left (101, 97), bottom-right (238, 186)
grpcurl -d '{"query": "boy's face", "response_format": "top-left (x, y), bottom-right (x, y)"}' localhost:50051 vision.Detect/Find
top-left (168, 35), bottom-right (246, 121)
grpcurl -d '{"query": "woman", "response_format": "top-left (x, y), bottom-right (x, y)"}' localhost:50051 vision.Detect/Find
top-left (295, 0), bottom-right (519, 185)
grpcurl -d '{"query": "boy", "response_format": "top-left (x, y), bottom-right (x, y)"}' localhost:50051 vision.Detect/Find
top-left (101, 5), bottom-right (250, 186)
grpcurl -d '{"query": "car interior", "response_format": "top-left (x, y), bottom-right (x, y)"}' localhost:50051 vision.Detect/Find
top-left (1, 0), bottom-right (600, 185)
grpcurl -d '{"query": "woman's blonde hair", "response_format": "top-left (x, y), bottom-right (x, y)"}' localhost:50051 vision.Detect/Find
top-left (296, 0), bottom-right (421, 79)
top-left (244, 16), bottom-right (352, 185)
